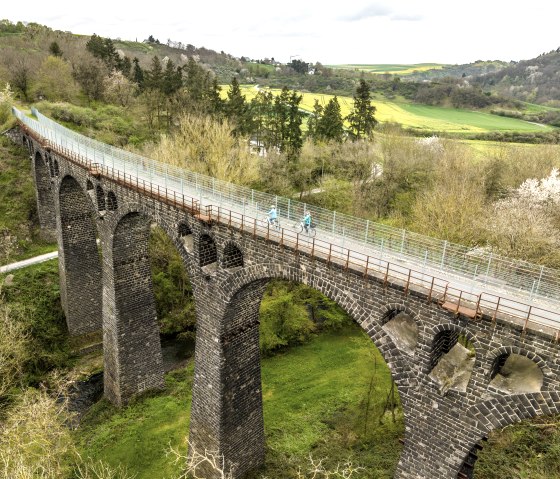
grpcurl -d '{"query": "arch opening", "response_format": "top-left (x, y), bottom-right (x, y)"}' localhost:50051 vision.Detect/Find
top-left (216, 277), bottom-right (405, 478)
top-left (221, 242), bottom-right (243, 269)
top-left (33, 150), bottom-right (57, 238)
top-left (58, 175), bottom-right (102, 336)
top-left (488, 353), bottom-right (543, 394)
top-left (429, 330), bottom-right (475, 394)
top-left (382, 310), bottom-right (418, 355)
top-left (104, 215), bottom-right (195, 406)
top-left (178, 221), bottom-right (193, 253)
top-left (106, 191), bottom-right (118, 211)
top-left (53, 159), bottom-right (60, 177)
top-left (95, 185), bottom-right (106, 212)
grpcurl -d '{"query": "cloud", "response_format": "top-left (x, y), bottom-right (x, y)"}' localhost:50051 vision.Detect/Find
top-left (390, 13), bottom-right (423, 21)
top-left (339, 3), bottom-right (422, 22)
top-left (339, 4), bottom-right (392, 22)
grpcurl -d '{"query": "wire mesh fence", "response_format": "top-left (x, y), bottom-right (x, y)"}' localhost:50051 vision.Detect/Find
top-left (14, 106), bottom-right (560, 307)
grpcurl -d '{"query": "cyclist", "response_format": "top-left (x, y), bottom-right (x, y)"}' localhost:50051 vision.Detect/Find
top-left (303, 210), bottom-right (312, 233)
top-left (268, 205), bottom-right (278, 227)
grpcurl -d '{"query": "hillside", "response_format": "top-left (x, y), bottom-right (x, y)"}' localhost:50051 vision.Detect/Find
top-left (403, 60), bottom-right (510, 81)
top-left (472, 48), bottom-right (560, 106)
top-left (0, 20), bottom-right (241, 84)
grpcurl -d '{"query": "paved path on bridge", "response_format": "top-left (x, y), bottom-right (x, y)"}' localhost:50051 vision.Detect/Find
top-left (18, 111), bottom-right (560, 333)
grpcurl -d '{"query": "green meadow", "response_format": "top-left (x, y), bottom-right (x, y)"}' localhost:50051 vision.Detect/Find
top-left (76, 325), bottom-right (403, 479)
top-left (234, 86), bottom-right (553, 134)
top-left (326, 64), bottom-right (445, 75)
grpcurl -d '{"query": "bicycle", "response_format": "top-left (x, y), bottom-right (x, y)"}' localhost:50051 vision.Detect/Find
top-left (262, 216), bottom-right (281, 231)
top-left (294, 220), bottom-right (316, 237)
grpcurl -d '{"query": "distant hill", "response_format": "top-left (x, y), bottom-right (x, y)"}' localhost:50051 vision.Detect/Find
top-left (404, 60), bottom-right (510, 81)
top-left (471, 49), bottom-right (560, 107)
top-left (327, 63), bottom-right (446, 76)
top-left (112, 39), bottom-right (241, 82)
top-left (0, 20), bottom-right (241, 83)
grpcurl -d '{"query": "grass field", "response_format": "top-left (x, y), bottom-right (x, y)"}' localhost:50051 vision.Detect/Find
top-left (326, 63), bottom-right (445, 75)
top-left (234, 86), bottom-right (554, 134)
top-left (76, 325), bottom-right (403, 479)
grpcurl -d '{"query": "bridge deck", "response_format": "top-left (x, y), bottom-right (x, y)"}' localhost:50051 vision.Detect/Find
top-left (13, 108), bottom-right (560, 337)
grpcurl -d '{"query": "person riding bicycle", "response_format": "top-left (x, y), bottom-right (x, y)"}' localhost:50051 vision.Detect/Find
top-left (268, 205), bottom-right (278, 226)
top-left (303, 211), bottom-right (312, 233)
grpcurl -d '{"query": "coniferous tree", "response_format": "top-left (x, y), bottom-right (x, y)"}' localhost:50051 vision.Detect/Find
top-left (225, 77), bottom-right (249, 136)
top-left (85, 34), bottom-right (105, 59)
top-left (162, 59), bottom-right (182, 96)
top-left (132, 57), bottom-right (144, 89)
top-left (250, 90), bottom-right (274, 151)
top-left (86, 34), bottom-right (124, 72)
top-left (184, 57), bottom-right (207, 112)
top-left (121, 56), bottom-right (132, 79)
top-left (346, 79), bottom-right (378, 140)
top-left (272, 87), bottom-right (291, 151)
top-left (317, 96), bottom-right (344, 142)
top-left (285, 89), bottom-right (304, 157)
top-left (143, 56), bottom-right (165, 127)
top-left (49, 41), bottom-right (62, 57)
top-left (307, 99), bottom-right (323, 141)
top-left (146, 56), bottom-right (163, 90)
top-left (207, 77), bottom-right (224, 116)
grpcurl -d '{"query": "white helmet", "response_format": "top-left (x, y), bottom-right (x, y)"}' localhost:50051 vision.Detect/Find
top-left (271, 205), bottom-right (276, 209)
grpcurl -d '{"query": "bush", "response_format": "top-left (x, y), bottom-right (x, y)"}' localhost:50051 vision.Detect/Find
top-left (0, 83), bottom-right (15, 129)
top-left (259, 281), bottom-right (352, 355)
top-left (1, 262), bottom-right (70, 384)
top-left (149, 226), bottom-right (195, 339)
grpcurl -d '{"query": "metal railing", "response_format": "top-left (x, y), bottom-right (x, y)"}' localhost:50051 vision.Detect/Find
top-left (13, 106), bottom-right (560, 309)
top-left (17, 122), bottom-right (560, 336)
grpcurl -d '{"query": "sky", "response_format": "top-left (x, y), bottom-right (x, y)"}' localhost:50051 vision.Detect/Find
top-left (2, 1), bottom-right (560, 65)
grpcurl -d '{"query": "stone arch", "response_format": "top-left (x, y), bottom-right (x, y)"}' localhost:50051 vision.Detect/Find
top-left (198, 233), bottom-right (218, 270)
top-left (190, 263), bottom-right (415, 478)
top-left (24, 136), bottom-right (34, 156)
top-left (487, 346), bottom-right (546, 394)
top-left (53, 158), bottom-right (60, 177)
top-left (463, 390), bottom-right (560, 477)
top-left (101, 200), bottom-right (198, 280)
top-left (102, 206), bottom-right (197, 406)
top-left (106, 191), bottom-right (118, 211)
top-left (380, 304), bottom-right (419, 355)
top-left (95, 185), bottom-right (106, 212)
top-left (47, 153), bottom-right (56, 177)
top-left (427, 324), bottom-right (476, 394)
top-left (57, 175), bottom-right (102, 335)
top-left (33, 150), bottom-right (57, 240)
top-left (221, 241), bottom-right (244, 269)
top-left (178, 221), bottom-right (192, 237)
top-left (104, 211), bottom-right (163, 405)
top-left (215, 263), bottom-right (416, 390)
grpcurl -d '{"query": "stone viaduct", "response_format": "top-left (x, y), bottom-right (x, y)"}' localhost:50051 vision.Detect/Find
top-left (9, 121), bottom-right (560, 479)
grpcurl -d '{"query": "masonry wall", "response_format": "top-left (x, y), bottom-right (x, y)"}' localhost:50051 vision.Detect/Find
top-left (23, 132), bottom-right (560, 479)
top-left (32, 149), bottom-right (57, 241)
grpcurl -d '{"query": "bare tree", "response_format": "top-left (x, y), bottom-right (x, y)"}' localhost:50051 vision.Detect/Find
top-left (0, 294), bottom-right (30, 402)
top-left (169, 439), bottom-right (235, 479)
